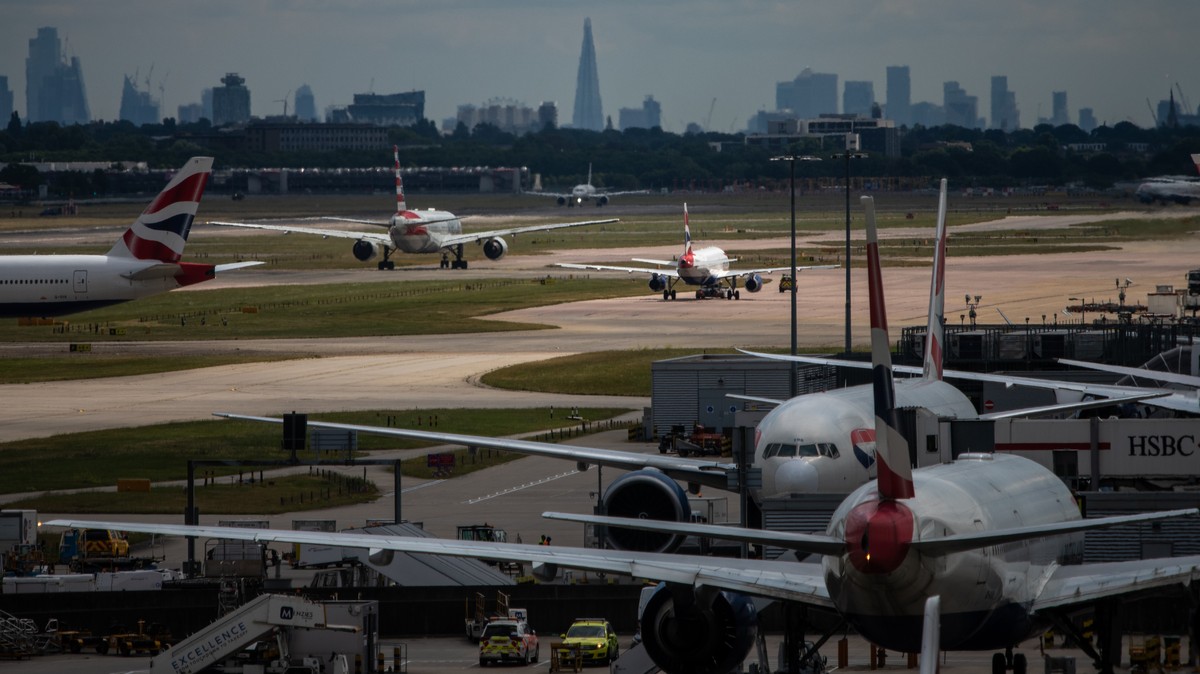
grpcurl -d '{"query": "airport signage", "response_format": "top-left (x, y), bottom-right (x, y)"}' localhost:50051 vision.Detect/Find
top-left (1127, 435), bottom-right (1195, 457)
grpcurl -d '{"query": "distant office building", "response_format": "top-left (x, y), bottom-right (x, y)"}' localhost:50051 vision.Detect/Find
top-left (745, 114), bottom-right (900, 158)
top-left (294, 85), bottom-right (317, 122)
top-left (910, 101), bottom-right (945, 127)
top-left (572, 18), bottom-right (604, 131)
top-left (746, 110), bottom-right (799, 135)
top-left (886, 65), bottom-right (911, 126)
top-left (943, 81), bottom-right (979, 128)
top-left (25, 27), bottom-right (90, 124)
top-left (177, 102), bottom-right (203, 124)
top-left (118, 75), bottom-right (160, 126)
top-left (1155, 91), bottom-right (1200, 128)
top-left (1051, 91), bottom-right (1069, 126)
top-left (329, 91), bottom-right (424, 126)
top-left (244, 122), bottom-right (387, 152)
top-left (202, 88), bottom-right (213, 121)
top-left (457, 99), bottom-right (541, 135)
top-left (618, 95), bottom-right (662, 130)
top-left (212, 73), bottom-right (251, 127)
top-left (537, 101), bottom-right (558, 130)
top-left (776, 68), bottom-right (838, 118)
top-left (843, 81), bottom-right (875, 117)
top-left (0, 76), bottom-right (13, 124)
top-left (990, 76), bottom-right (1021, 130)
top-left (1078, 107), bottom-right (1097, 133)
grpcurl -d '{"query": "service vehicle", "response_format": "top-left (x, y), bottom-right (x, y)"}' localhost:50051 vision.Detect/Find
top-left (479, 618), bottom-right (539, 666)
top-left (558, 618), bottom-right (620, 665)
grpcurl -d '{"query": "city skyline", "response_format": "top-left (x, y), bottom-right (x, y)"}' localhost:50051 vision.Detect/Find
top-left (1, 1), bottom-right (1197, 133)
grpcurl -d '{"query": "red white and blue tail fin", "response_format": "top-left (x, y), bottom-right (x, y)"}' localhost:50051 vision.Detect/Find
top-left (1192, 153), bottom-right (1200, 175)
top-left (921, 179), bottom-right (949, 381)
top-left (864, 195), bottom-right (915, 500)
top-left (394, 145), bottom-right (408, 214)
top-left (107, 156), bottom-right (212, 262)
top-left (683, 203), bottom-right (693, 255)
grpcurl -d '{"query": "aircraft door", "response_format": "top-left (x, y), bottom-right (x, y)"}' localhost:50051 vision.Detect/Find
top-left (73, 270), bottom-right (87, 294)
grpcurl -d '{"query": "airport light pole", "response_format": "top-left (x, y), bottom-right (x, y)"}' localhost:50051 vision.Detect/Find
top-left (832, 134), bottom-right (866, 358)
top-left (771, 153), bottom-right (821, 397)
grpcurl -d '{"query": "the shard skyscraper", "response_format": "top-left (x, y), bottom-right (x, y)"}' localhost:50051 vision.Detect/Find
top-left (572, 18), bottom-right (604, 131)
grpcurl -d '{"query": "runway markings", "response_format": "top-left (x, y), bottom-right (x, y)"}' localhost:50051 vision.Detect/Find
top-left (463, 470), bottom-right (580, 504)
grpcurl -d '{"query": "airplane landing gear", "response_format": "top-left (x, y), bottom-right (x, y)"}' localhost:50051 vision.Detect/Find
top-left (448, 244), bottom-right (468, 269)
top-left (992, 647), bottom-right (1027, 674)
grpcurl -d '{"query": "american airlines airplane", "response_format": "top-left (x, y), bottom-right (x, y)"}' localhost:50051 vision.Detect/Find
top-left (210, 147), bottom-right (617, 270)
top-left (0, 157), bottom-right (259, 318)
top-left (53, 198), bottom-right (1200, 674)
top-left (530, 163), bottom-right (648, 206)
top-left (559, 203), bottom-right (838, 299)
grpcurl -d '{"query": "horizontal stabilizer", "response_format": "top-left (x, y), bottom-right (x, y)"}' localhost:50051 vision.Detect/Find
top-left (726, 393), bottom-right (784, 407)
top-left (122, 263), bottom-right (181, 281)
top-left (214, 261), bottom-right (265, 273)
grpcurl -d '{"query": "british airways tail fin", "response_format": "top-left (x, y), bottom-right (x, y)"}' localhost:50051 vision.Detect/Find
top-left (683, 203), bottom-right (693, 255)
top-left (107, 156), bottom-right (212, 262)
top-left (1192, 153), bottom-right (1200, 175)
top-left (394, 145), bottom-right (408, 213)
top-left (921, 179), bottom-right (949, 381)
top-left (864, 195), bottom-right (915, 500)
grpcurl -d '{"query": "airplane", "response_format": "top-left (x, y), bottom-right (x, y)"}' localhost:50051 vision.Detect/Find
top-left (1135, 153), bottom-right (1200, 204)
top-left (0, 157), bottom-right (260, 318)
top-left (210, 147), bottom-right (617, 270)
top-left (529, 163), bottom-right (648, 206)
top-left (52, 198), bottom-right (1200, 674)
top-left (559, 203), bottom-right (839, 300)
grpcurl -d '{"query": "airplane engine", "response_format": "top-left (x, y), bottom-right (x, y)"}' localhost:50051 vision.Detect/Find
top-left (648, 274), bottom-right (668, 293)
top-left (352, 239), bottom-right (381, 262)
top-left (597, 195), bottom-right (609, 206)
top-left (556, 196), bottom-right (568, 206)
top-left (640, 583), bottom-right (758, 674)
top-left (601, 469), bottom-right (691, 553)
top-left (744, 274), bottom-right (764, 292)
top-left (482, 237), bottom-right (509, 260)
top-left (368, 548), bottom-right (394, 566)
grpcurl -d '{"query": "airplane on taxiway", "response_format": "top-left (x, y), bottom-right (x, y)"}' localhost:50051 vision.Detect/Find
top-left (0, 156), bottom-right (260, 318)
top-left (529, 163), bottom-right (648, 207)
top-left (559, 203), bottom-right (839, 300)
top-left (52, 197), bottom-right (1200, 674)
top-left (1135, 153), bottom-right (1200, 204)
top-left (210, 147), bottom-right (617, 270)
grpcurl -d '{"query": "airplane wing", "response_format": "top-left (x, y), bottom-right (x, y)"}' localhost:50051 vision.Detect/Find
top-left (213, 413), bottom-right (736, 490)
top-left (437, 218), bottom-right (618, 248)
top-left (214, 261), bottom-right (266, 273)
top-left (1033, 557), bottom-right (1200, 611)
top-left (1057, 358), bottom-right (1200, 387)
top-left (710, 264), bottom-right (840, 279)
top-left (45, 518), bottom-right (832, 607)
top-left (557, 262), bottom-right (680, 278)
top-left (630, 258), bottom-right (678, 267)
top-left (209, 220), bottom-right (393, 246)
top-left (527, 191), bottom-right (571, 199)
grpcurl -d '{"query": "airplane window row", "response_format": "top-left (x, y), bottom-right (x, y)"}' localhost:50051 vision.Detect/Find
top-left (762, 443), bottom-right (839, 459)
top-left (1, 279), bottom-right (68, 285)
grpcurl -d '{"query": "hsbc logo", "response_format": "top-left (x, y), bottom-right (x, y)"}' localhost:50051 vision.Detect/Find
top-left (1128, 435), bottom-right (1195, 457)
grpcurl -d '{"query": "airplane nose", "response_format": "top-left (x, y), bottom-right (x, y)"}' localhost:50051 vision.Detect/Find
top-left (774, 459), bottom-right (819, 494)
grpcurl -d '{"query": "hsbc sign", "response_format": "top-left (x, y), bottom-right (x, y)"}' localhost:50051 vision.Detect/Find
top-left (1128, 435), bottom-right (1196, 457)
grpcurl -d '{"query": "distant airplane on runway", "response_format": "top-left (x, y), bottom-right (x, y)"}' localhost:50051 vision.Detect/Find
top-left (0, 156), bottom-right (260, 318)
top-left (1136, 153), bottom-right (1200, 204)
top-left (558, 203), bottom-right (838, 299)
top-left (211, 147), bottom-right (616, 270)
top-left (530, 163), bottom-right (648, 207)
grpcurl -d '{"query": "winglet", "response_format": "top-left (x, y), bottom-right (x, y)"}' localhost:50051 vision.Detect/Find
top-left (107, 156), bottom-right (212, 261)
top-left (393, 145), bottom-right (408, 213)
top-left (922, 179), bottom-right (949, 381)
top-left (865, 195), bottom-right (915, 500)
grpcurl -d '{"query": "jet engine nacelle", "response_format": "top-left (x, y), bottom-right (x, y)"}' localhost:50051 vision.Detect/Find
top-left (639, 583), bottom-right (758, 674)
top-left (482, 237), bottom-right (509, 260)
top-left (597, 195), bottom-right (609, 206)
top-left (352, 239), bottom-right (381, 262)
top-left (556, 196), bottom-right (568, 206)
top-left (600, 469), bottom-right (691, 553)
top-left (648, 274), bottom-right (668, 293)
top-left (744, 274), bottom-right (764, 293)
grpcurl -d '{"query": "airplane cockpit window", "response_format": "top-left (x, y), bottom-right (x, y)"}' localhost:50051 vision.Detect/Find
top-left (818, 443), bottom-right (840, 458)
top-left (797, 444), bottom-right (820, 457)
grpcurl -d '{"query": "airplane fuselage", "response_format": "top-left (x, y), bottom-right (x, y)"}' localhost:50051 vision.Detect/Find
top-left (572, 184), bottom-right (598, 200)
top-left (0, 254), bottom-right (210, 317)
top-left (677, 245), bottom-right (731, 287)
top-left (388, 209), bottom-right (464, 254)
top-left (1136, 179), bottom-right (1200, 204)
top-left (823, 452), bottom-right (1082, 652)
top-left (753, 379), bottom-right (976, 499)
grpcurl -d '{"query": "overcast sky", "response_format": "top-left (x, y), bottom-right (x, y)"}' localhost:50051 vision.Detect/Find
top-left (3, 1), bottom-right (1197, 133)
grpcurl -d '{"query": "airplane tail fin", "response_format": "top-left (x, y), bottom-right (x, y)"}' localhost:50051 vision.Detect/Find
top-left (864, 195), bottom-right (915, 500)
top-left (393, 145), bottom-right (408, 213)
top-left (587, 163), bottom-right (593, 187)
top-left (107, 156), bottom-right (212, 262)
top-left (1192, 153), bottom-right (1200, 175)
top-left (921, 179), bottom-right (949, 381)
top-left (683, 203), bottom-right (693, 255)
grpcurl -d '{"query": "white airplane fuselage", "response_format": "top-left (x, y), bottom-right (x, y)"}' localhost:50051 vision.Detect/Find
top-left (823, 452), bottom-right (1082, 652)
top-left (388, 210), bottom-right (464, 254)
top-left (1136, 179), bottom-right (1200, 204)
top-left (677, 245), bottom-right (731, 287)
top-left (0, 254), bottom-right (210, 318)
top-left (753, 379), bottom-right (977, 499)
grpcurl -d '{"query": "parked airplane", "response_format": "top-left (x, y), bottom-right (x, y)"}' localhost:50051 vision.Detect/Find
top-left (530, 163), bottom-right (647, 206)
top-left (52, 198), bottom-right (1200, 674)
top-left (0, 157), bottom-right (260, 318)
top-left (210, 147), bottom-right (616, 270)
top-left (559, 203), bottom-right (838, 300)
top-left (1135, 153), bottom-right (1200, 204)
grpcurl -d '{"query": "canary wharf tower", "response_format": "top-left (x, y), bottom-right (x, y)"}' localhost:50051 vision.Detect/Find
top-left (572, 18), bottom-right (604, 131)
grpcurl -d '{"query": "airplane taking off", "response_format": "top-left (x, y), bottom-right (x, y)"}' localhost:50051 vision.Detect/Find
top-left (559, 203), bottom-right (838, 299)
top-left (0, 157), bottom-right (260, 318)
top-left (211, 147), bottom-right (617, 270)
top-left (1135, 153), bottom-right (1200, 204)
top-left (530, 163), bottom-right (647, 206)
top-left (53, 198), bottom-right (1200, 674)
